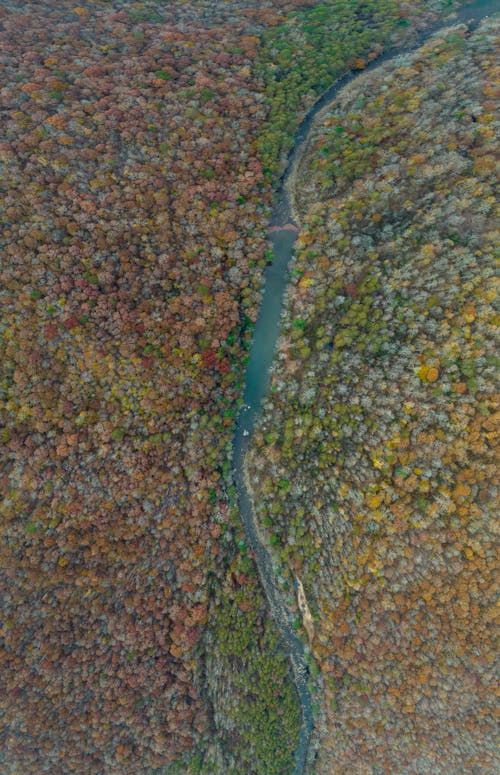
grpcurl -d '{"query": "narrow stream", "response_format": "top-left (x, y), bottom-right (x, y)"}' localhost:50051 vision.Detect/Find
top-left (231, 2), bottom-right (497, 773)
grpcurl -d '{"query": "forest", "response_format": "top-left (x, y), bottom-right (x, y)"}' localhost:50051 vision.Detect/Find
top-left (248, 15), bottom-right (498, 774)
top-left (0, 1), bottom-right (496, 773)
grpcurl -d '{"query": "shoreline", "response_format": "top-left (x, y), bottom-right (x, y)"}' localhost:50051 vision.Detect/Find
top-left (235, 2), bottom-right (498, 772)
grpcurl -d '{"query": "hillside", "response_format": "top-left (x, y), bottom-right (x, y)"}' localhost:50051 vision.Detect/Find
top-left (0, 1), bottom-right (494, 773)
top-left (247, 16), bottom-right (499, 774)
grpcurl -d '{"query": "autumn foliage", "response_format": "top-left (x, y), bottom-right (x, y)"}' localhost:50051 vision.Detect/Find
top-left (0, 1), bottom-right (489, 772)
top-left (248, 17), bottom-right (499, 774)
top-left (0, 2), bottom-right (278, 771)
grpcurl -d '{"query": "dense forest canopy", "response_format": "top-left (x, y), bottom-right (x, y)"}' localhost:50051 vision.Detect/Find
top-left (248, 15), bottom-right (499, 774)
top-left (1, 2), bottom-right (496, 773)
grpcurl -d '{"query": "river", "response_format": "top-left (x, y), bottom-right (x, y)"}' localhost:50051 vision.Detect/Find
top-left (231, 2), bottom-right (498, 773)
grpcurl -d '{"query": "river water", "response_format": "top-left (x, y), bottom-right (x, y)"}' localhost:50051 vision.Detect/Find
top-left (231, 2), bottom-right (498, 773)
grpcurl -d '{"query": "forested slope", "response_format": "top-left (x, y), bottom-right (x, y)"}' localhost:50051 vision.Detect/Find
top-left (248, 17), bottom-right (499, 774)
top-left (0, 1), bottom-right (485, 773)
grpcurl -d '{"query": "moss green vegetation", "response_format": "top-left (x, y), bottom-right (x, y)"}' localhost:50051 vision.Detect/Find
top-left (207, 578), bottom-right (300, 774)
top-left (213, 600), bottom-right (300, 773)
top-left (165, 525), bottom-right (300, 775)
top-left (255, 0), bottom-right (470, 181)
top-left (255, 0), bottom-right (400, 179)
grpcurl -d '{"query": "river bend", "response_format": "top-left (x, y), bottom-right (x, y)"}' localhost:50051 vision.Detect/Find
top-left (231, 2), bottom-right (498, 772)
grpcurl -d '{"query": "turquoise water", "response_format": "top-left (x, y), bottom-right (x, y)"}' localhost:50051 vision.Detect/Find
top-left (237, 229), bottom-right (298, 440)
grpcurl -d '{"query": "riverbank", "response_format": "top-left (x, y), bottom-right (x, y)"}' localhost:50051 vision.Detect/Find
top-left (283, 0), bottom-right (500, 227)
top-left (235, 2), bottom-right (498, 773)
top-left (245, 8), bottom-right (498, 773)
